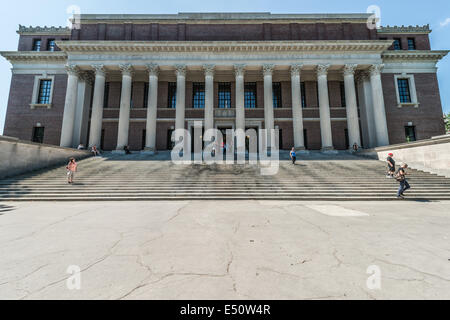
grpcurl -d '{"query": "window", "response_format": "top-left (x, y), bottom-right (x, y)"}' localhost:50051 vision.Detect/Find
top-left (47, 39), bottom-right (56, 51)
top-left (32, 127), bottom-right (44, 143)
top-left (192, 83), bottom-right (205, 109)
top-left (103, 82), bottom-right (110, 108)
top-left (167, 129), bottom-right (175, 150)
top-left (33, 39), bottom-right (42, 51)
top-left (340, 82), bottom-right (346, 108)
top-left (218, 83), bottom-right (231, 108)
top-left (37, 80), bottom-right (52, 104)
top-left (272, 82), bottom-right (282, 108)
top-left (405, 126), bottom-right (416, 142)
top-left (168, 82), bottom-right (177, 109)
top-left (407, 38), bottom-right (416, 50)
top-left (397, 79), bottom-right (412, 103)
top-left (301, 82), bottom-right (306, 108)
top-left (393, 38), bottom-right (402, 50)
top-left (143, 83), bottom-right (149, 108)
top-left (244, 82), bottom-right (257, 109)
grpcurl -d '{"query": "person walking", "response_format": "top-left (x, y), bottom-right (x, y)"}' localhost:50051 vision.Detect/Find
top-left (386, 153), bottom-right (396, 178)
top-left (66, 158), bottom-right (77, 184)
top-left (290, 147), bottom-right (297, 165)
top-left (396, 163), bottom-right (411, 199)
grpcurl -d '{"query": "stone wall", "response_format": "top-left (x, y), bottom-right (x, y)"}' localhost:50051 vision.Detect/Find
top-left (0, 135), bottom-right (91, 179)
top-left (372, 135), bottom-right (450, 178)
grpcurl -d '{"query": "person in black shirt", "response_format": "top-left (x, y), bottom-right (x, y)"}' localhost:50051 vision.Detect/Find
top-left (386, 153), bottom-right (396, 178)
top-left (396, 163), bottom-right (411, 199)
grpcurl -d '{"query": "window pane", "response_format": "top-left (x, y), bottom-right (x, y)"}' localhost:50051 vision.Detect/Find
top-left (33, 39), bottom-right (41, 51)
top-left (218, 83), bottom-right (231, 108)
top-left (37, 80), bottom-right (52, 104)
top-left (340, 82), bottom-right (346, 107)
top-left (192, 83), bottom-right (205, 109)
top-left (405, 126), bottom-right (416, 142)
top-left (103, 82), bottom-right (110, 108)
top-left (393, 38), bottom-right (402, 50)
top-left (244, 82), bottom-right (257, 109)
top-left (47, 39), bottom-right (56, 51)
top-left (397, 79), bottom-right (412, 103)
top-left (143, 83), bottom-right (149, 108)
top-left (272, 82), bottom-right (282, 108)
top-left (168, 82), bottom-right (177, 109)
top-left (32, 127), bottom-right (45, 143)
top-left (408, 38), bottom-right (416, 50)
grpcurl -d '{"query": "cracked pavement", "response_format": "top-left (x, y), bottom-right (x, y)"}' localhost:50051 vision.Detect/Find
top-left (0, 200), bottom-right (449, 300)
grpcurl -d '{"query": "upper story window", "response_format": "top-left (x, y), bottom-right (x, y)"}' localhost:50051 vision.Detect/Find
top-left (103, 82), bottom-right (110, 108)
top-left (37, 79), bottom-right (52, 104)
top-left (393, 38), bottom-right (402, 50)
top-left (218, 83), bottom-right (231, 109)
top-left (272, 82), bottom-right (282, 108)
top-left (301, 82), bottom-right (306, 108)
top-left (407, 38), bottom-right (416, 50)
top-left (168, 82), bottom-right (177, 109)
top-left (397, 79), bottom-right (412, 103)
top-left (244, 82), bottom-right (257, 109)
top-left (340, 82), bottom-right (346, 107)
top-left (47, 39), bottom-right (56, 51)
top-left (192, 83), bottom-right (205, 109)
top-left (33, 39), bottom-right (42, 51)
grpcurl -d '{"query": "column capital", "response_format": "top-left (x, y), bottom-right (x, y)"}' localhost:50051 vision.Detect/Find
top-left (175, 64), bottom-right (187, 77)
top-left (343, 64), bottom-right (358, 77)
top-left (234, 64), bottom-right (246, 77)
top-left (119, 64), bottom-right (133, 77)
top-left (262, 64), bottom-right (275, 77)
top-left (369, 64), bottom-right (385, 76)
top-left (355, 71), bottom-right (370, 83)
top-left (65, 64), bottom-right (80, 77)
top-left (316, 64), bottom-right (330, 77)
top-left (290, 64), bottom-right (303, 77)
top-left (91, 64), bottom-right (106, 77)
top-left (79, 72), bottom-right (95, 85)
top-left (146, 63), bottom-right (160, 77)
top-left (203, 64), bottom-right (215, 77)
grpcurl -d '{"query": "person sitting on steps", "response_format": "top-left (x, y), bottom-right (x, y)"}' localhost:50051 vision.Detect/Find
top-left (124, 146), bottom-right (131, 155)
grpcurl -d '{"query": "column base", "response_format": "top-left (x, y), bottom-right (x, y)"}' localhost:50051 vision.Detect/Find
top-left (321, 147), bottom-right (338, 154)
top-left (141, 148), bottom-right (156, 155)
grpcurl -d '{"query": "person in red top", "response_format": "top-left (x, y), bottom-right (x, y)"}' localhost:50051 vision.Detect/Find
top-left (66, 158), bottom-right (77, 184)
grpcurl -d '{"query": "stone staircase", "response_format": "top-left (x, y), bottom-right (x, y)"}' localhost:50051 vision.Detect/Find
top-left (1, 152), bottom-right (450, 201)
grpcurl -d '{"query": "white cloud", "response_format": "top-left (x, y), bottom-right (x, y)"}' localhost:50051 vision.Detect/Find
top-left (440, 18), bottom-right (450, 27)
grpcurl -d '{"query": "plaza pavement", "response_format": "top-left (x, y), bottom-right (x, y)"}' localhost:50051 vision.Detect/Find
top-left (0, 200), bottom-right (449, 300)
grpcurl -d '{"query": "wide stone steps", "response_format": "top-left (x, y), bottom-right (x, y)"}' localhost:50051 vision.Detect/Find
top-left (1, 153), bottom-right (450, 201)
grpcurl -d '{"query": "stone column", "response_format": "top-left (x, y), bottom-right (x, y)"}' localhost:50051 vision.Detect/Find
top-left (73, 72), bottom-right (93, 147)
top-left (175, 65), bottom-right (186, 132)
top-left (317, 64), bottom-right (335, 152)
top-left (263, 64), bottom-right (275, 149)
top-left (88, 65), bottom-right (106, 149)
top-left (343, 64), bottom-right (361, 149)
top-left (234, 64), bottom-right (246, 154)
top-left (115, 64), bottom-right (133, 151)
top-left (291, 64), bottom-right (306, 151)
top-left (60, 64), bottom-right (80, 148)
top-left (144, 63), bottom-right (159, 154)
top-left (357, 72), bottom-right (376, 148)
top-left (203, 65), bottom-right (215, 134)
top-left (369, 64), bottom-right (390, 147)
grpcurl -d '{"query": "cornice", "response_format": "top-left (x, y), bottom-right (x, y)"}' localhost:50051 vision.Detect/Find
top-left (378, 24), bottom-right (431, 34)
top-left (55, 40), bottom-right (394, 54)
top-left (17, 25), bottom-right (71, 35)
top-left (382, 50), bottom-right (449, 62)
top-left (0, 51), bottom-right (67, 63)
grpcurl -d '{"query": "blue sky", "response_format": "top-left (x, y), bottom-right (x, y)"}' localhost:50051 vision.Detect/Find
top-left (1, 0), bottom-right (449, 134)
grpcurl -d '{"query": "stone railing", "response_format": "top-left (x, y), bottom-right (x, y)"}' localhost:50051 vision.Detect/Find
top-left (0, 135), bottom-right (91, 179)
top-left (360, 135), bottom-right (450, 178)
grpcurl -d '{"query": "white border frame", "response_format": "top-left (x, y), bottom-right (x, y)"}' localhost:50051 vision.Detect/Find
top-left (30, 74), bottom-right (55, 109)
top-left (394, 73), bottom-right (419, 108)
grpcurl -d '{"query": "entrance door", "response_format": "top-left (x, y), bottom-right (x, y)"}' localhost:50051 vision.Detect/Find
top-left (245, 127), bottom-right (259, 153)
top-left (218, 127), bottom-right (232, 155)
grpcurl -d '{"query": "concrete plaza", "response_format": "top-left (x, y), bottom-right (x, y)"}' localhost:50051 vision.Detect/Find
top-left (0, 200), bottom-right (449, 300)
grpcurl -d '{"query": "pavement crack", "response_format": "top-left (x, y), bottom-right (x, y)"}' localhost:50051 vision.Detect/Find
top-left (375, 258), bottom-right (450, 282)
